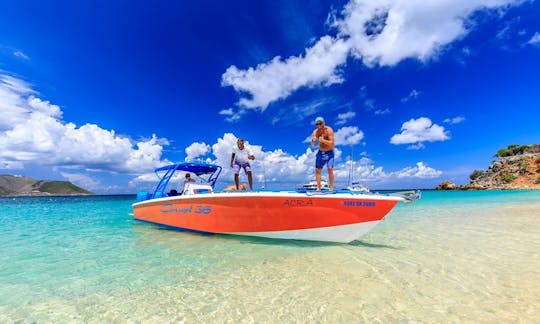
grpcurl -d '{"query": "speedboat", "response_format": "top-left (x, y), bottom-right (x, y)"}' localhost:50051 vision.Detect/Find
top-left (132, 162), bottom-right (421, 243)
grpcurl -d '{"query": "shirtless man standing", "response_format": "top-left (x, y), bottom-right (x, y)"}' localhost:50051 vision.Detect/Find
top-left (310, 116), bottom-right (335, 190)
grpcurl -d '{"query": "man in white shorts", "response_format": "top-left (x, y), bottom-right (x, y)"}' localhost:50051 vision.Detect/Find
top-left (230, 137), bottom-right (255, 190)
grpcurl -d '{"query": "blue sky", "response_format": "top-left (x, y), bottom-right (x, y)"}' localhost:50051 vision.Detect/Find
top-left (1, 0), bottom-right (539, 193)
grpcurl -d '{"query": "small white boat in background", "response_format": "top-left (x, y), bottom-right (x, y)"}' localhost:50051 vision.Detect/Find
top-left (296, 178), bottom-right (329, 191)
top-left (346, 181), bottom-right (370, 193)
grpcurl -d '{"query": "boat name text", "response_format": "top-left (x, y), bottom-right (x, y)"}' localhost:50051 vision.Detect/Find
top-left (283, 199), bottom-right (313, 207)
top-left (160, 204), bottom-right (212, 214)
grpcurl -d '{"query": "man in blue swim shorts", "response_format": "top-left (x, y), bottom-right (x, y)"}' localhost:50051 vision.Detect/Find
top-left (230, 137), bottom-right (255, 190)
top-left (310, 117), bottom-right (335, 190)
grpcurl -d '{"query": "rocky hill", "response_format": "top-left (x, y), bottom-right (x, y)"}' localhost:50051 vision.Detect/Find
top-left (436, 144), bottom-right (540, 190)
top-left (0, 175), bottom-right (93, 196)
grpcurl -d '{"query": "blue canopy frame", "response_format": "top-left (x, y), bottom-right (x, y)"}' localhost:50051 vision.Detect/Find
top-left (152, 162), bottom-right (222, 198)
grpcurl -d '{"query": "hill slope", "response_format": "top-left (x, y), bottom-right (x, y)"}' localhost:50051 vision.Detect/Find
top-left (0, 175), bottom-right (93, 196)
top-left (437, 144), bottom-right (540, 190)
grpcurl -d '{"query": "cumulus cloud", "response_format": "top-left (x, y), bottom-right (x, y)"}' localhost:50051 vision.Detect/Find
top-left (0, 73), bottom-right (168, 175)
top-left (185, 142), bottom-right (211, 161)
top-left (303, 125), bottom-right (364, 146)
top-left (334, 126), bottom-right (365, 145)
top-left (60, 172), bottom-right (100, 191)
top-left (221, 36), bottom-right (350, 110)
top-left (390, 117), bottom-right (450, 148)
top-left (130, 132), bottom-right (442, 189)
top-left (339, 0), bottom-right (522, 66)
top-left (222, 0), bottom-right (521, 111)
top-left (335, 157), bottom-right (442, 187)
top-left (395, 162), bottom-right (443, 178)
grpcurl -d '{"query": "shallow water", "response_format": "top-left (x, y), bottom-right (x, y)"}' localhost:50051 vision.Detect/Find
top-left (0, 191), bottom-right (539, 322)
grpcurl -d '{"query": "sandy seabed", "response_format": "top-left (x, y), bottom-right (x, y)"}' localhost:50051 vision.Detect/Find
top-left (1, 202), bottom-right (539, 323)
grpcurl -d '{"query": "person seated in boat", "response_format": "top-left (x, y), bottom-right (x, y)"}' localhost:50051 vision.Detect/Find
top-left (184, 173), bottom-right (195, 183)
top-left (181, 173), bottom-right (196, 195)
top-left (167, 189), bottom-right (178, 196)
top-left (230, 137), bottom-right (255, 190)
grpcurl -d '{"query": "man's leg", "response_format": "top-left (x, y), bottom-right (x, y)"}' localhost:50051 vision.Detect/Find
top-left (233, 163), bottom-right (241, 189)
top-left (234, 173), bottom-right (240, 189)
top-left (315, 168), bottom-right (322, 190)
top-left (247, 171), bottom-right (253, 190)
top-left (328, 167), bottom-right (334, 190)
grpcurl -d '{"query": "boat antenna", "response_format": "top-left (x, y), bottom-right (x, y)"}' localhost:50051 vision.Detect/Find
top-left (348, 144), bottom-right (353, 186)
top-left (261, 159), bottom-right (267, 189)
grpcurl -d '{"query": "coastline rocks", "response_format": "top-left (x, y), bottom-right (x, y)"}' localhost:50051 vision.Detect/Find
top-left (468, 154), bottom-right (540, 190)
top-left (435, 181), bottom-right (457, 190)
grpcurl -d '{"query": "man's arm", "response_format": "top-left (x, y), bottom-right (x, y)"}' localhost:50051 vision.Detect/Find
top-left (311, 129), bottom-right (317, 147)
top-left (230, 153), bottom-right (235, 167)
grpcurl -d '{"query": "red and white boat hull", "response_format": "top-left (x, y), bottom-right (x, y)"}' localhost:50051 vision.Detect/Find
top-left (132, 191), bottom-right (405, 243)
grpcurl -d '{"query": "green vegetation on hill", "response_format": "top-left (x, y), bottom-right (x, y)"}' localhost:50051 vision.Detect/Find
top-left (0, 175), bottom-right (92, 196)
top-left (37, 181), bottom-right (91, 195)
top-left (495, 144), bottom-right (540, 157)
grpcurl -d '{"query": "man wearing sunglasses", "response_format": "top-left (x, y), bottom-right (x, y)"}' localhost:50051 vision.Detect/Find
top-left (310, 116), bottom-right (335, 190)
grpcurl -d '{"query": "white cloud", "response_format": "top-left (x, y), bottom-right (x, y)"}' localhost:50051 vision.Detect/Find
top-left (400, 89), bottom-right (421, 103)
top-left (335, 157), bottom-right (442, 185)
top-left (444, 116), bottom-right (466, 124)
top-left (222, 0), bottom-right (522, 111)
top-left (185, 142), bottom-right (211, 161)
top-left (221, 35), bottom-right (350, 110)
top-left (13, 50), bottom-right (30, 60)
top-left (339, 0), bottom-right (522, 67)
top-left (335, 111), bottom-right (356, 125)
top-left (334, 126), bottom-right (365, 146)
top-left (218, 108), bottom-right (234, 116)
top-left (60, 172), bottom-right (100, 191)
top-left (390, 117), bottom-right (450, 147)
top-left (303, 125), bottom-right (364, 146)
top-left (407, 143), bottom-right (426, 150)
top-left (219, 107), bottom-right (244, 123)
top-left (527, 32), bottom-right (540, 45)
top-left (396, 162), bottom-right (443, 178)
top-left (374, 108), bottom-right (390, 115)
top-left (0, 73), bottom-right (168, 175)
top-left (0, 160), bottom-right (24, 170)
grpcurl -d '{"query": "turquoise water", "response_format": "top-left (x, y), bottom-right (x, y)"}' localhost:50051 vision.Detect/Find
top-left (1, 191), bottom-right (539, 322)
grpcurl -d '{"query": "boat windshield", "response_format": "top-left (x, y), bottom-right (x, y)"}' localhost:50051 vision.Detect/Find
top-left (152, 162), bottom-right (222, 197)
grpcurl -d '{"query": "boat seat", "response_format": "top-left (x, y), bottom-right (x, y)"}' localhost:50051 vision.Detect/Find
top-left (153, 191), bottom-right (167, 198)
top-left (182, 183), bottom-right (213, 195)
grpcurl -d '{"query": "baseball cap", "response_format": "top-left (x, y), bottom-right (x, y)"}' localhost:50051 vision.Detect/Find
top-left (315, 116), bottom-right (324, 124)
